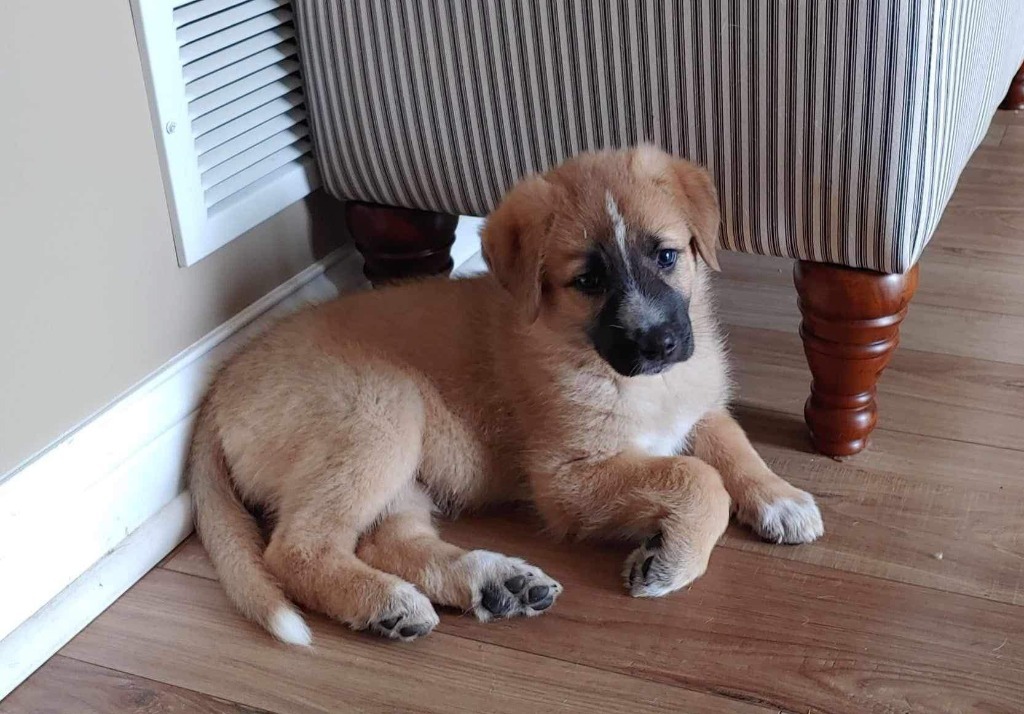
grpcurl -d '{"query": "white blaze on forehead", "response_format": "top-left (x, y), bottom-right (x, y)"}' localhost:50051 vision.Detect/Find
top-left (605, 190), bottom-right (632, 279)
top-left (605, 190), bottom-right (661, 328)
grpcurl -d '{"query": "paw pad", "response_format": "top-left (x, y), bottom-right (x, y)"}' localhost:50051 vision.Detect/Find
top-left (464, 551), bottom-right (562, 622)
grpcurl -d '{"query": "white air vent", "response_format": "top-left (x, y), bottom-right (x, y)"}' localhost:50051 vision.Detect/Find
top-left (131, 0), bottom-right (319, 266)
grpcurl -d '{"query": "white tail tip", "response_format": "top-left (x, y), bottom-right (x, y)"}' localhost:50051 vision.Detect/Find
top-left (269, 607), bottom-right (312, 647)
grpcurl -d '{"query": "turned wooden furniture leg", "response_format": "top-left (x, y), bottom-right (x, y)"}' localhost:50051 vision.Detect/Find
top-left (345, 202), bottom-right (457, 285)
top-left (1000, 61), bottom-right (1024, 111)
top-left (793, 262), bottom-right (920, 457)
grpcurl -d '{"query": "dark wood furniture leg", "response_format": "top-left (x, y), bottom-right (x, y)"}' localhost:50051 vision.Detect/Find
top-left (793, 262), bottom-right (920, 457)
top-left (346, 202), bottom-right (457, 285)
top-left (1000, 61), bottom-right (1024, 111)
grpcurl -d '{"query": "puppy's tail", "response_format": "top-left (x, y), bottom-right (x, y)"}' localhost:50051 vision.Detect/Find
top-left (188, 401), bottom-right (312, 647)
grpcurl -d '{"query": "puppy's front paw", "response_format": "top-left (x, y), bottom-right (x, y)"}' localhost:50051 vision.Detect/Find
top-left (741, 486), bottom-right (824, 545)
top-left (623, 533), bottom-right (707, 598)
top-left (461, 551), bottom-right (563, 622)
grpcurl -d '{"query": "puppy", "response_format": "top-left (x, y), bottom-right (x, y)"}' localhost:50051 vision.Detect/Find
top-left (188, 146), bottom-right (823, 646)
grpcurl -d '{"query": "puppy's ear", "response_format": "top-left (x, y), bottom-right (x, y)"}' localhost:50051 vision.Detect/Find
top-left (631, 145), bottom-right (721, 271)
top-left (482, 175), bottom-right (559, 322)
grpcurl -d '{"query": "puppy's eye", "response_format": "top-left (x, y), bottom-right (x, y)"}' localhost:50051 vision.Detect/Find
top-left (656, 248), bottom-right (678, 270)
top-left (572, 272), bottom-right (604, 294)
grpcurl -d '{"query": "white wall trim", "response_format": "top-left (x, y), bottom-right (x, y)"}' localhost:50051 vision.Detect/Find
top-left (0, 245), bottom-right (366, 699)
top-left (0, 493), bottom-right (193, 699)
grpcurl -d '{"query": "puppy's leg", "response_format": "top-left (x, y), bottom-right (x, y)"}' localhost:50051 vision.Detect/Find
top-left (263, 387), bottom-right (439, 642)
top-left (532, 455), bottom-right (731, 597)
top-left (266, 522), bottom-right (438, 642)
top-left (357, 485), bottom-right (563, 621)
top-left (691, 409), bottom-right (823, 544)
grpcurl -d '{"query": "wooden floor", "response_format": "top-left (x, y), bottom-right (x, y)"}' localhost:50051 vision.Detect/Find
top-left (7, 114), bottom-right (1024, 714)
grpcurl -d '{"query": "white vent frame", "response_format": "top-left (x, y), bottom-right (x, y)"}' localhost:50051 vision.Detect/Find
top-left (131, 0), bottom-right (320, 267)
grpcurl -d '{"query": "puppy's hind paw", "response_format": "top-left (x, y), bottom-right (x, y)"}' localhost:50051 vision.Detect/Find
top-left (366, 583), bottom-right (439, 642)
top-left (461, 551), bottom-right (563, 622)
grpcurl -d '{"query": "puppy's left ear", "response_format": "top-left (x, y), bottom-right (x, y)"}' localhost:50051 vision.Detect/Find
top-left (481, 175), bottom-right (560, 322)
top-left (632, 145), bottom-right (721, 271)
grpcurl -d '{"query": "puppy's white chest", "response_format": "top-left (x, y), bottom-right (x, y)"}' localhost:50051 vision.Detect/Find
top-left (632, 413), bottom-right (699, 457)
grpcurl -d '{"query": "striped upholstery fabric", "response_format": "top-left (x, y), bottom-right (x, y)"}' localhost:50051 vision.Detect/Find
top-left (293, 1), bottom-right (1024, 273)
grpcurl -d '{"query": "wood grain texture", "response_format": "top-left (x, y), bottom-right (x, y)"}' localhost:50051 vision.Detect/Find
top-left (160, 538), bottom-right (215, 579)
top-left (436, 516), bottom-right (1024, 714)
top-left (725, 407), bottom-right (1024, 607)
top-left (917, 246), bottom-right (1024, 317)
top-left (0, 656), bottom-right (267, 714)
top-left (947, 166), bottom-right (1024, 212)
top-left (60, 569), bottom-right (767, 714)
top-left (981, 121), bottom-right (1008, 147)
top-left (999, 125), bottom-right (1024, 152)
top-left (929, 207), bottom-right (1024, 258)
top-left (160, 527), bottom-right (1024, 714)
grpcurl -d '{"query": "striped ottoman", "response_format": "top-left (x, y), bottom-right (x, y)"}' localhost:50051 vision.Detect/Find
top-left (292, 0), bottom-right (1024, 454)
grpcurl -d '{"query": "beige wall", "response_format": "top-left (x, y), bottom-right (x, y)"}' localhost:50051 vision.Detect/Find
top-left (0, 1), bottom-right (346, 474)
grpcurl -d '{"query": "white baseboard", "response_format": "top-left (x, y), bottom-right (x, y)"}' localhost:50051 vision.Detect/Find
top-left (0, 245), bottom-right (366, 699)
top-left (0, 493), bottom-right (193, 699)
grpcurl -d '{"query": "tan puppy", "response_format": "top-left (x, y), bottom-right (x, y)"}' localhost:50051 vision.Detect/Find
top-left (189, 146), bottom-right (824, 647)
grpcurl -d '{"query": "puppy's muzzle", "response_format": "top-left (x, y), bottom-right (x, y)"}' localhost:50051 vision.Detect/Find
top-left (589, 275), bottom-right (695, 376)
top-left (628, 319), bottom-right (694, 372)
top-left (634, 322), bottom-right (691, 363)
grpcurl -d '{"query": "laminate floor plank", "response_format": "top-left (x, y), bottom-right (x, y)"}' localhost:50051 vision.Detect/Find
top-left (160, 521), bottom-right (1024, 713)
top-left (433, 515), bottom-right (1024, 714)
top-left (59, 569), bottom-right (771, 714)
top-left (0, 656), bottom-right (269, 714)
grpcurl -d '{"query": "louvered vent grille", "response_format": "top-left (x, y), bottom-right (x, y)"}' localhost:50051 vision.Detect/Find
top-left (132, 0), bottom-right (319, 266)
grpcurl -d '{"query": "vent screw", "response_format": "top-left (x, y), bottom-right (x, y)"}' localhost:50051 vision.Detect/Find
top-left (165, 121), bottom-right (177, 134)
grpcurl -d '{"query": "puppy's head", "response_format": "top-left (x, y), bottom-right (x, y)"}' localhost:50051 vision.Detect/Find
top-left (482, 145), bottom-right (720, 377)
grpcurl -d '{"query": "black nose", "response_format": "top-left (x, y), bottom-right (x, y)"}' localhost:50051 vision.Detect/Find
top-left (637, 324), bottom-right (681, 361)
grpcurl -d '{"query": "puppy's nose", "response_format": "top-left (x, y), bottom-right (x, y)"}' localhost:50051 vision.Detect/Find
top-left (637, 325), bottom-right (680, 361)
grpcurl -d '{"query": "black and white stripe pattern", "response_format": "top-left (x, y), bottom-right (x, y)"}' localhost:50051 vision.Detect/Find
top-left (293, 0), bottom-right (1024, 273)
